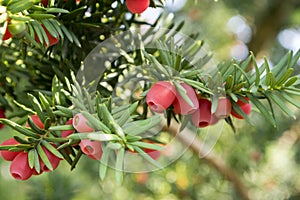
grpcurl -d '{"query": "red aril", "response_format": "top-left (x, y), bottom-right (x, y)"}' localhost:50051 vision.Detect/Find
top-left (173, 83), bottom-right (199, 115)
top-left (35, 25), bottom-right (59, 47)
top-left (192, 98), bottom-right (219, 128)
top-left (0, 138), bottom-right (20, 161)
top-left (146, 81), bottom-right (176, 113)
top-left (231, 97), bottom-right (252, 119)
top-left (2, 22), bottom-right (12, 40)
top-left (26, 115), bottom-right (44, 129)
top-left (61, 119), bottom-right (74, 138)
top-left (80, 140), bottom-right (103, 160)
top-left (39, 145), bottom-right (61, 172)
top-left (73, 113), bottom-right (94, 133)
top-left (10, 152), bottom-right (33, 180)
top-left (126, 0), bottom-right (150, 14)
top-left (214, 97), bottom-right (232, 119)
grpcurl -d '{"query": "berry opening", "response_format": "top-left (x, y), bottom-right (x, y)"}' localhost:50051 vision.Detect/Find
top-left (12, 173), bottom-right (22, 180)
top-left (84, 146), bottom-right (94, 154)
top-left (74, 115), bottom-right (80, 126)
top-left (148, 101), bottom-right (158, 109)
top-left (199, 122), bottom-right (209, 128)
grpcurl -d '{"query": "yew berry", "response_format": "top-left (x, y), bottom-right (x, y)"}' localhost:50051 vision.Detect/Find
top-left (142, 140), bottom-right (162, 160)
top-left (0, 108), bottom-right (6, 130)
top-left (40, 145), bottom-right (61, 172)
top-left (61, 119), bottom-right (74, 138)
top-left (127, 144), bottom-right (161, 160)
top-left (79, 139), bottom-right (103, 160)
top-left (73, 113), bottom-right (94, 133)
top-left (35, 26), bottom-right (59, 47)
top-left (231, 98), bottom-right (252, 119)
top-left (0, 138), bottom-right (20, 161)
top-left (173, 83), bottom-right (199, 115)
top-left (41, 0), bottom-right (48, 7)
top-left (27, 115), bottom-right (44, 130)
top-left (192, 98), bottom-right (219, 128)
top-left (214, 97), bottom-right (232, 119)
top-left (10, 152), bottom-right (33, 181)
top-left (2, 23), bottom-right (12, 41)
top-left (144, 148), bottom-right (161, 160)
top-left (126, 0), bottom-right (150, 14)
top-left (146, 81), bottom-right (176, 113)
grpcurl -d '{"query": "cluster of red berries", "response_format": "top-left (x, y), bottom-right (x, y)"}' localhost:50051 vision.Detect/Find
top-left (71, 113), bottom-right (161, 160)
top-left (0, 115), bottom-right (61, 181)
top-left (0, 139), bottom-right (61, 181)
top-left (68, 113), bottom-right (103, 160)
top-left (146, 81), bottom-right (252, 128)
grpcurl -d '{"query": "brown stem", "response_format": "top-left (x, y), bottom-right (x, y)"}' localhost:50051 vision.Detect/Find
top-left (164, 125), bottom-right (252, 200)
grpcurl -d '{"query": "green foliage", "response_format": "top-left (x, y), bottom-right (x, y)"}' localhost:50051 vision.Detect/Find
top-left (0, 1), bottom-right (300, 199)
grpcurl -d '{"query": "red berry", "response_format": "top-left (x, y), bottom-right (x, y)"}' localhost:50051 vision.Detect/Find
top-left (143, 140), bottom-right (162, 160)
top-left (214, 97), bottom-right (232, 119)
top-left (144, 148), bottom-right (161, 160)
top-left (192, 98), bottom-right (219, 128)
top-left (146, 81), bottom-right (176, 113)
top-left (73, 113), bottom-right (94, 133)
top-left (40, 145), bottom-right (61, 172)
top-left (41, 0), bottom-right (48, 7)
top-left (61, 119), bottom-right (74, 138)
top-left (2, 22), bottom-right (12, 41)
top-left (173, 83), bottom-right (199, 115)
top-left (126, 0), bottom-right (150, 14)
top-left (80, 140), bottom-right (103, 160)
top-left (35, 25), bottom-right (59, 47)
top-left (26, 115), bottom-right (44, 129)
top-left (10, 152), bottom-right (33, 180)
top-left (231, 98), bottom-right (252, 119)
top-left (0, 108), bottom-right (6, 130)
top-left (0, 138), bottom-right (20, 161)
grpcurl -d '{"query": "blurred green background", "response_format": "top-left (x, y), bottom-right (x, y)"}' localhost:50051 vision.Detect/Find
top-left (1, 0), bottom-right (300, 199)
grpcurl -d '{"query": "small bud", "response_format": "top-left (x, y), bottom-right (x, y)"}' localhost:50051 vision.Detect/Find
top-left (80, 140), bottom-right (103, 160)
top-left (126, 0), bottom-right (150, 14)
top-left (73, 113), bottom-right (94, 133)
top-left (10, 152), bottom-right (33, 181)
top-left (146, 81), bottom-right (176, 113)
top-left (0, 138), bottom-right (20, 161)
top-left (173, 83), bottom-right (199, 115)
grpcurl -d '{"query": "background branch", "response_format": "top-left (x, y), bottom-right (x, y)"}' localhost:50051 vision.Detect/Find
top-left (164, 124), bottom-right (252, 200)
